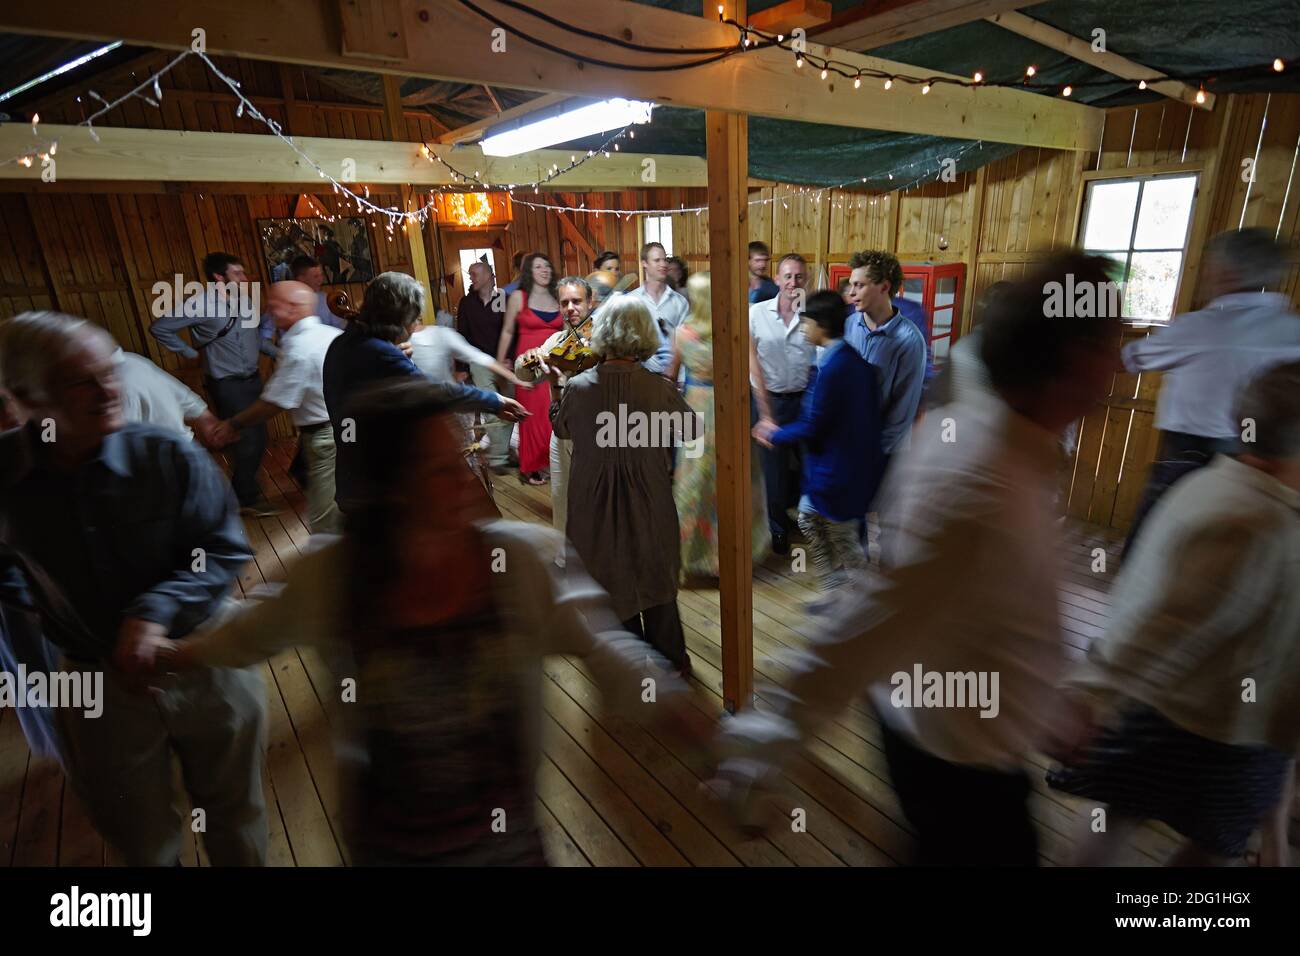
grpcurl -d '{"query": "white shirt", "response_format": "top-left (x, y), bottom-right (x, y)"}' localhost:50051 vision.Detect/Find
top-left (115, 350), bottom-right (208, 440)
top-left (720, 390), bottom-right (1073, 775)
top-left (628, 284), bottom-right (689, 375)
top-left (409, 325), bottom-right (497, 384)
top-left (261, 316), bottom-right (341, 427)
top-left (1069, 455), bottom-right (1300, 751)
top-left (1122, 292), bottom-right (1300, 439)
top-left (749, 295), bottom-right (814, 394)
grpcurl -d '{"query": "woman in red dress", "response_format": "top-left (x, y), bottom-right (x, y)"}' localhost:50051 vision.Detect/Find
top-left (497, 253), bottom-right (561, 485)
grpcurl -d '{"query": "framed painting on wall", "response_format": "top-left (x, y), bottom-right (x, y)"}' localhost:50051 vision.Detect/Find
top-left (257, 217), bottom-right (376, 285)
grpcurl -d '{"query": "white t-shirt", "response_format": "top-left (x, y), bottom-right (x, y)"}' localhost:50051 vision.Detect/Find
top-left (409, 325), bottom-right (496, 384)
top-left (115, 349), bottom-right (207, 440)
top-left (261, 316), bottom-right (342, 427)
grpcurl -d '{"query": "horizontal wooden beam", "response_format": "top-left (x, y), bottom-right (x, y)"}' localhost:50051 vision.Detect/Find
top-left (813, 0), bottom-right (1043, 52)
top-left (0, 123), bottom-right (709, 187)
top-left (748, 0), bottom-right (831, 34)
top-left (986, 11), bottom-right (1215, 110)
top-left (0, 0), bottom-right (1105, 151)
top-left (437, 92), bottom-right (570, 145)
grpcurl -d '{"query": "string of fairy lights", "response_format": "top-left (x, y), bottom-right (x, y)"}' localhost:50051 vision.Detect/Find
top-left (3, 8), bottom-right (1292, 223)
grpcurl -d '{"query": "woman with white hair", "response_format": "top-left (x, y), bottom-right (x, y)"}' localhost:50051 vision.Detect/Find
top-left (552, 295), bottom-right (700, 675)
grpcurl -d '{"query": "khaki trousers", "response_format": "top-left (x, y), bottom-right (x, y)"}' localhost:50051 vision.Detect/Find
top-left (56, 658), bottom-right (269, 866)
top-left (301, 424), bottom-right (343, 534)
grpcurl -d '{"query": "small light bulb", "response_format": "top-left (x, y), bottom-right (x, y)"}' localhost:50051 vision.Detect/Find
top-left (884, 78), bottom-right (892, 90)
top-left (820, 68), bottom-right (828, 80)
top-left (1062, 85), bottom-right (1072, 97)
top-left (796, 56), bottom-right (804, 68)
top-left (1196, 87), bottom-right (1206, 104)
top-left (1026, 65), bottom-right (1037, 77)
top-left (1274, 58), bottom-right (1285, 72)
top-left (922, 83), bottom-right (931, 94)
top-left (854, 77), bottom-right (861, 89)
top-left (973, 72), bottom-right (983, 83)
top-left (1138, 80), bottom-right (1147, 90)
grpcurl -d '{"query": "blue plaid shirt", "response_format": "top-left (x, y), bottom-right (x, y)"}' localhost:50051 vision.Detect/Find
top-left (0, 423), bottom-right (250, 659)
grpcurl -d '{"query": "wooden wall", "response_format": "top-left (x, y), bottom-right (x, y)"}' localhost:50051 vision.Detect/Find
top-left (6, 62), bottom-right (1300, 531)
top-left (0, 187), bottom-right (428, 440)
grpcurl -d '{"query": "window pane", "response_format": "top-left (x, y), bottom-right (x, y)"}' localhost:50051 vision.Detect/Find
top-left (932, 336), bottom-right (951, 363)
top-left (932, 306), bottom-right (954, 337)
top-left (644, 216), bottom-right (659, 245)
top-left (1124, 251), bottom-right (1183, 322)
top-left (1134, 175), bottom-right (1196, 250)
top-left (902, 277), bottom-right (924, 303)
top-left (658, 216), bottom-right (673, 257)
top-left (1082, 181), bottom-right (1140, 250)
top-left (935, 275), bottom-right (956, 308)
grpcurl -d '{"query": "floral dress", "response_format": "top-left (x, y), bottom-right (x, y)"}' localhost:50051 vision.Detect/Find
top-left (673, 325), bottom-right (772, 577)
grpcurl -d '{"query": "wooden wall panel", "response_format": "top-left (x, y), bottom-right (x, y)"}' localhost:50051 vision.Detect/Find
top-left (6, 88), bottom-right (1297, 533)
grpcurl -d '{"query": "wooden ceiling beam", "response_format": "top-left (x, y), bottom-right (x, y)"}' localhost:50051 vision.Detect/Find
top-left (437, 92), bottom-right (570, 145)
top-left (986, 10), bottom-right (1215, 110)
top-left (812, 0), bottom-right (1045, 52)
top-left (0, 0), bottom-right (1104, 151)
top-left (748, 0), bottom-right (831, 35)
top-left (0, 123), bottom-right (710, 187)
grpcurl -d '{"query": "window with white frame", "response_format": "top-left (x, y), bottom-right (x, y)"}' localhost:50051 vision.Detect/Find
top-left (642, 215), bottom-right (673, 257)
top-left (1079, 173), bottom-right (1198, 323)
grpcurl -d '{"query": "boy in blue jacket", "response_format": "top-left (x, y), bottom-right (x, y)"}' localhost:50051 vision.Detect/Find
top-left (754, 290), bottom-right (884, 589)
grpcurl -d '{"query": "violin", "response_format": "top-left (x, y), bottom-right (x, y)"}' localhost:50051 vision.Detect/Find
top-left (522, 321), bottom-right (599, 376)
top-left (328, 290), bottom-right (359, 322)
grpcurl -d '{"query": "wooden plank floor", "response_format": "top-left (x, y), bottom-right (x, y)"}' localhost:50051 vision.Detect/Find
top-left (1, 438), bottom-right (1292, 867)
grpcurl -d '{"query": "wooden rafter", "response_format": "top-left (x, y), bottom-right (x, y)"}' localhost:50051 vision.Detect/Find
top-left (0, 123), bottom-right (710, 187)
top-left (437, 92), bottom-right (569, 145)
top-left (811, 0), bottom-right (1045, 52)
top-left (986, 11), bottom-right (1215, 110)
top-left (0, 0), bottom-right (1105, 151)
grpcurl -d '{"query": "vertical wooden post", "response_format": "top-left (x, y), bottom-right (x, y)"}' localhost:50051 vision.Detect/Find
top-left (380, 73), bottom-right (435, 321)
top-left (706, 0), bottom-right (752, 714)
top-left (959, 165), bottom-right (987, 338)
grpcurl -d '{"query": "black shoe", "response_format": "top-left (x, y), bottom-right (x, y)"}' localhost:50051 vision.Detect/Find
top-left (771, 530), bottom-right (789, 555)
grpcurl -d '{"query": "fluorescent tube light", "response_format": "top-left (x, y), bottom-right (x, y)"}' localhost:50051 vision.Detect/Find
top-left (478, 98), bottom-right (653, 157)
top-left (0, 42), bottom-right (124, 104)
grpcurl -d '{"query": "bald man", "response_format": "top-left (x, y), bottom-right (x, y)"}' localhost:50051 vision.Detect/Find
top-left (226, 281), bottom-right (343, 532)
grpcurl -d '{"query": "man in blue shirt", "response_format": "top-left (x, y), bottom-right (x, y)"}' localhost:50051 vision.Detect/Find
top-left (0, 311), bottom-right (267, 866)
top-left (748, 241), bottom-right (779, 304)
top-left (323, 272), bottom-right (526, 514)
top-left (150, 251), bottom-right (279, 516)
top-left (844, 250), bottom-right (928, 464)
top-left (754, 291), bottom-right (883, 590)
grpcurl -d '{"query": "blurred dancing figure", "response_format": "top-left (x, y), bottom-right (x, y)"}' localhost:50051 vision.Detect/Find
top-left (1050, 360), bottom-right (1300, 866)
top-left (224, 281), bottom-right (343, 533)
top-left (552, 296), bottom-right (700, 675)
top-left (716, 256), bottom-right (1122, 866)
top-left (150, 251), bottom-right (278, 516)
top-left (163, 381), bottom-right (694, 865)
top-left (324, 271), bottom-right (524, 516)
top-left (1121, 229), bottom-right (1300, 555)
top-left (668, 272), bottom-right (770, 579)
top-left (753, 290), bottom-right (884, 591)
top-left (0, 311), bottom-right (266, 866)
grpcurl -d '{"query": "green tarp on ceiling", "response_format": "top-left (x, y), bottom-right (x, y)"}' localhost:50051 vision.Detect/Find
top-left (527, 0), bottom-right (1300, 187)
